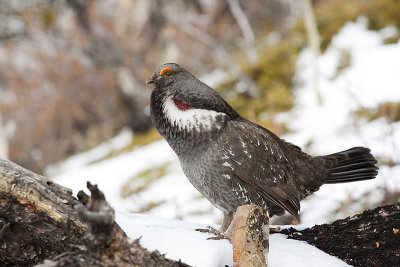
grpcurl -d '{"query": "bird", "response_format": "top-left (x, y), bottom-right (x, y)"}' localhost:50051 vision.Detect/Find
top-left (146, 62), bottom-right (379, 238)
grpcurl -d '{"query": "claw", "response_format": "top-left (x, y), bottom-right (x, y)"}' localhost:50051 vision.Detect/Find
top-left (195, 226), bottom-right (216, 233)
top-left (207, 234), bottom-right (229, 240)
top-left (195, 226), bottom-right (230, 240)
top-left (270, 225), bottom-right (281, 233)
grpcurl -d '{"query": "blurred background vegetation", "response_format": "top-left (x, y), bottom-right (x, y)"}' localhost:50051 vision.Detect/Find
top-left (0, 0), bottom-right (399, 176)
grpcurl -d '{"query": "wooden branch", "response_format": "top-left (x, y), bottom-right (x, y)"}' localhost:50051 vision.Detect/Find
top-left (302, 0), bottom-right (322, 103)
top-left (232, 204), bottom-right (269, 266)
top-left (227, 0), bottom-right (257, 63)
top-left (0, 159), bottom-right (189, 267)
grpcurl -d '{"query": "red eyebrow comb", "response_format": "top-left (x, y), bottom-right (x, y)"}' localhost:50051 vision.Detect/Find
top-left (160, 67), bottom-right (173, 75)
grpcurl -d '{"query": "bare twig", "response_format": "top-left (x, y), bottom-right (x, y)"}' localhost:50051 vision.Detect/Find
top-left (0, 112), bottom-right (8, 159)
top-left (227, 0), bottom-right (258, 63)
top-left (302, 0), bottom-right (322, 103)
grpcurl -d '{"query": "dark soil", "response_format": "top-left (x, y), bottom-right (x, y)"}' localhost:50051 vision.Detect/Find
top-left (280, 202), bottom-right (400, 267)
top-left (0, 194), bottom-right (84, 266)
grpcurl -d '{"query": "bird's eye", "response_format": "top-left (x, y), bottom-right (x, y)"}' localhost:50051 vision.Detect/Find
top-left (160, 67), bottom-right (173, 76)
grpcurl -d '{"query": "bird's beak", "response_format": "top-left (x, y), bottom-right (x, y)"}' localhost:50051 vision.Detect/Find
top-left (146, 77), bottom-right (154, 84)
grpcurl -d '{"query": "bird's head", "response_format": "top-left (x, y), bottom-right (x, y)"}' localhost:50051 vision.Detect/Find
top-left (146, 63), bottom-right (188, 89)
top-left (146, 63), bottom-right (239, 118)
top-left (146, 63), bottom-right (240, 149)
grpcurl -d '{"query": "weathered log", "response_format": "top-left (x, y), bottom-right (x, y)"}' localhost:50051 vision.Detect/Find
top-left (280, 202), bottom-right (400, 267)
top-left (0, 159), bottom-right (86, 266)
top-left (231, 204), bottom-right (269, 267)
top-left (0, 159), bottom-right (189, 266)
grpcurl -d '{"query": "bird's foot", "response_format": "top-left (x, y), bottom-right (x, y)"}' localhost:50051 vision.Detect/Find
top-left (269, 225), bottom-right (281, 233)
top-left (195, 226), bottom-right (230, 240)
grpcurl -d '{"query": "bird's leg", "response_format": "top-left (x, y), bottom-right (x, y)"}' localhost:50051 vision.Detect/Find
top-left (219, 212), bottom-right (234, 232)
top-left (211, 217), bottom-right (234, 240)
top-left (195, 212), bottom-right (234, 240)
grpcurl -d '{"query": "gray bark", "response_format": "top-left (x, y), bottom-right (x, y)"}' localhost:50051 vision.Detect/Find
top-left (0, 159), bottom-right (189, 267)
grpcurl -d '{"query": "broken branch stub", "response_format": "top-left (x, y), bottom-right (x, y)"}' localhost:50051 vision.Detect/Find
top-left (232, 204), bottom-right (269, 267)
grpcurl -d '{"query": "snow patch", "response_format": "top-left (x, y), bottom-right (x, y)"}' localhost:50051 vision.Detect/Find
top-left (116, 211), bottom-right (349, 267)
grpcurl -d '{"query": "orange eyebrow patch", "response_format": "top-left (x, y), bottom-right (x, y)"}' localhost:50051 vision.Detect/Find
top-left (160, 67), bottom-right (173, 76)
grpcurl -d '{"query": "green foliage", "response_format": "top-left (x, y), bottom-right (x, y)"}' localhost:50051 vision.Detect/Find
top-left (86, 129), bottom-right (161, 166)
top-left (217, 40), bottom-right (298, 135)
top-left (40, 7), bottom-right (57, 28)
top-left (332, 48), bottom-right (352, 79)
top-left (116, 129), bottom-right (162, 154)
top-left (129, 200), bottom-right (165, 213)
top-left (314, 1), bottom-right (363, 52)
top-left (295, 0), bottom-right (400, 53)
top-left (120, 162), bottom-right (170, 199)
top-left (363, 0), bottom-right (400, 43)
top-left (216, 0), bottom-right (400, 136)
top-left (92, 129), bottom-right (161, 163)
top-left (382, 36), bottom-right (399, 45)
top-left (354, 102), bottom-right (400, 123)
top-left (364, 0), bottom-right (400, 31)
top-left (245, 40), bottom-right (297, 108)
top-left (131, 201), bottom-right (166, 213)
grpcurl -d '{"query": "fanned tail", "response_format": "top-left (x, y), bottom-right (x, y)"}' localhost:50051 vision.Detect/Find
top-left (319, 147), bottom-right (378, 184)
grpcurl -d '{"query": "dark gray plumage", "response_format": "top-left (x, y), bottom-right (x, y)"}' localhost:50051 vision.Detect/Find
top-left (146, 63), bottom-right (378, 233)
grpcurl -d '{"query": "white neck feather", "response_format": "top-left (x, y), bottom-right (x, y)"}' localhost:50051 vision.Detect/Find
top-left (162, 96), bottom-right (226, 132)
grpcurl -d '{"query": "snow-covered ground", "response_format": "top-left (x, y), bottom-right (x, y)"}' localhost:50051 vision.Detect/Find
top-left (47, 19), bottom-right (400, 266)
top-left (116, 211), bottom-right (349, 267)
top-left (284, 18), bottom-right (400, 224)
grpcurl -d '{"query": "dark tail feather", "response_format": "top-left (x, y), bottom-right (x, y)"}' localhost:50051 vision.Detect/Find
top-left (319, 147), bottom-right (379, 184)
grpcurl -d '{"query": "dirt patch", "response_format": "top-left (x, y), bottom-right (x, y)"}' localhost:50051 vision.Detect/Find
top-left (280, 203), bottom-right (400, 267)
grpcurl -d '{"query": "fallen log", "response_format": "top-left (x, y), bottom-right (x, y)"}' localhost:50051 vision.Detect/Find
top-left (0, 159), bottom-right (188, 266)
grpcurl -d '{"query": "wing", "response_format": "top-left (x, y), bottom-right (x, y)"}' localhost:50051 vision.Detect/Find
top-left (215, 119), bottom-right (301, 217)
